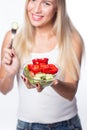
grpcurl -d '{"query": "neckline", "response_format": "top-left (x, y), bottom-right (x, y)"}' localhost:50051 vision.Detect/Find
top-left (31, 45), bottom-right (58, 55)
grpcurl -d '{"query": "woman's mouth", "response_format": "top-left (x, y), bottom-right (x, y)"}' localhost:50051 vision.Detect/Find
top-left (32, 14), bottom-right (43, 21)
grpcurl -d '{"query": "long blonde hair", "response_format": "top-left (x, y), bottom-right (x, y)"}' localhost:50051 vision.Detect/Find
top-left (13, 0), bottom-right (84, 81)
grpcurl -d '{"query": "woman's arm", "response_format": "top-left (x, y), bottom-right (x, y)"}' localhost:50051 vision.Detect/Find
top-left (0, 73), bottom-right (15, 95)
top-left (0, 31), bottom-right (19, 94)
top-left (51, 33), bottom-right (84, 101)
top-left (51, 79), bottom-right (78, 101)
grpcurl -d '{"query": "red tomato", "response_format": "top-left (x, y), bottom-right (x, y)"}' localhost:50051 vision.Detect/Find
top-left (48, 64), bottom-right (58, 74)
top-left (28, 64), bottom-right (34, 71)
top-left (39, 63), bottom-right (49, 73)
top-left (32, 58), bottom-right (48, 64)
top-left (28, 58), bottom-right (58, 75)
top-left (32, 58), bottom-right (39, 64)
top-left (29, 64), bottom-right (41, 74)
top-left (38, 58), bottom-right (48, 64)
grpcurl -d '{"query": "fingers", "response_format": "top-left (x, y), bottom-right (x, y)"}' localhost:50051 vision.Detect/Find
top-left (2, 49), bottom-right (13, 65)
top-left (1, 44), bottom-right (15, 65)
top-left (21, 75), bottom-right (35, 89)
top-left (36, 83), bottom-right (43, 92)
top-left (21, 75), bottom-right (43, 92)
top-left (51, 79), bottom-right (59, 88)
top-left (21, 75), bottom-right (27, 82)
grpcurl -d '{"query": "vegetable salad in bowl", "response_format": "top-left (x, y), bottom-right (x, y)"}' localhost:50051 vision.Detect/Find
top-left (23, 58), bottom-right (59, 87)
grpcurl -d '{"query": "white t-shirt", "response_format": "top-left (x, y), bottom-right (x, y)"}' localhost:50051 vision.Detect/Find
top-left (17, 46), bottom-right (77, 123)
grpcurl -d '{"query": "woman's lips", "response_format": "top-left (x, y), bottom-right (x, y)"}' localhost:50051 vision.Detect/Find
top-left (32, 14), bottom-right (43, 21)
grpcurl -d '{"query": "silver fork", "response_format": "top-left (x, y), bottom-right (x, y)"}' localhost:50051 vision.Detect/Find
top-left (10, 22), bottom-right (18, 49)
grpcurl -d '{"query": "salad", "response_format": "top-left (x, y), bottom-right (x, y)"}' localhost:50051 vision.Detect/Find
top-left (23, 58), bottom-right (59, 87)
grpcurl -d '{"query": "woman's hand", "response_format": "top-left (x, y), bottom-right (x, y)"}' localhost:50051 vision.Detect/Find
top-left (1, 44), bottom-right (19, 77)
top-left (36, 83), bottom-right (43, 92)
top-left (21, 74), bottom-right (43, 92)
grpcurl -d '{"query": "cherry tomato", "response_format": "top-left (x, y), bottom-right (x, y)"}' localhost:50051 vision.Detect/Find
top-left (30, 64), bottom-right (41, 74)
top-left (48, 64), bottom-right (58, 74)
top-left (38, 58), bottom-right (48, 64)
top-left (39, 63), bottom-right (49, 73)
top-left (28, 59), bottom-right (58, 75)
top-left (32, 58), bottom-right (48, 64)
top-left (28, 64), bottom-right (34, 71)
top-left (32, 58), bottom-right (40, 64)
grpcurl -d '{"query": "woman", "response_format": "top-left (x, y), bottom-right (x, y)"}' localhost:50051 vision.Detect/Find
top-left (0, 0), bottom-right (84, 129)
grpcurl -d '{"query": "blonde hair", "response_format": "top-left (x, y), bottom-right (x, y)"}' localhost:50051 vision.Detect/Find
top-left (13, 0), bottom-right (84, 81)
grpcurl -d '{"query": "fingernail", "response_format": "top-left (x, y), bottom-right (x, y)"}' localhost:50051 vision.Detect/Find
top-left (21, 75), bottom-right (26, 82)
top-left (24, 78), bottom-right (26, 82)
top-left (11, 53), bottom-right (14, 57)
top-left (36, 83), bottom-right (38, 87)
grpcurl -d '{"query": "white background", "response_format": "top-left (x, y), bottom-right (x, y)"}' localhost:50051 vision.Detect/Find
top-left (0, 0), bottom-right (87, 130)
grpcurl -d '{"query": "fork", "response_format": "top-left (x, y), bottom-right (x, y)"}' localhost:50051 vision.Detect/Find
top-left (10, 22), bottom-right (18, 49)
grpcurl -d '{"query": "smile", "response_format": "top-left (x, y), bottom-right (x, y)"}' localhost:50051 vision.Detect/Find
top-left (32, 14), bottom-right (43, 21)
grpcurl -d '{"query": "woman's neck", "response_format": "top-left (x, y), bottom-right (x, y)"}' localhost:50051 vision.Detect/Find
top-left (32, 31), bottom-right (57, 53)
top-left (35, 23), bottom-right (54, 38)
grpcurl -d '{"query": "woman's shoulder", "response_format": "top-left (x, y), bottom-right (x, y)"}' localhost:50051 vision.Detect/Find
top-left (72, 30), bottom-right (84, 62)
top-left (72, 30), bottom-right (84, 52)
top-left (72, 30), bottom-right (84, 46)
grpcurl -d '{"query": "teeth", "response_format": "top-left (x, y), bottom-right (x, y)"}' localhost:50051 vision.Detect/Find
top-left (34, 15), bottom-right (41, 18)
